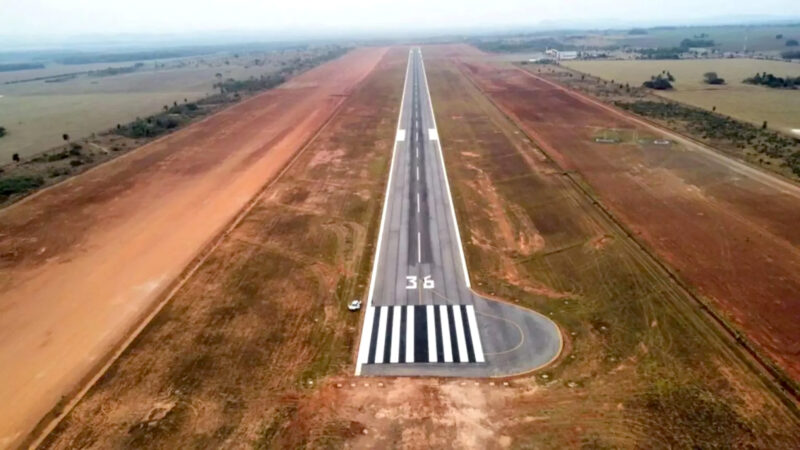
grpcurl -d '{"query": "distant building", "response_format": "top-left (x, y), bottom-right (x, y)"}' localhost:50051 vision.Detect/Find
top-left (545, 49), bottom-right (578, 61)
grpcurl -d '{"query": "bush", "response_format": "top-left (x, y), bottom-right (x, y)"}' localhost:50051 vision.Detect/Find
top-left (743, 72), bottom-right (800, 89)
top-left (782, 50), bottom-right (800, 59)
top-left (643, 74), bottom-right (673, 90)
top-left (787, 39), bottom-right (799, 47)
top-left (0, 176), bottom-right (44, 197)
top-left (703, 72), bottom-right (725, 85)
top-left (0, 126), bottom-right (6, 137)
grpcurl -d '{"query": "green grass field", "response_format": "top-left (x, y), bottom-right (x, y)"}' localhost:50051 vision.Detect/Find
top-left (0, 51), bottom-right (302, 160)
top-left (564, 58), bottom-right (800, 135)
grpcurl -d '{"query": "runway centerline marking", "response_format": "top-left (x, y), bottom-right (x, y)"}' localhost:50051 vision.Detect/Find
top-left (417, 231), bottom-right (422, 263)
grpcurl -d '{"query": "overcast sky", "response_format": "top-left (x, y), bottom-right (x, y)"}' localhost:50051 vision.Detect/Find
top-left (2, 0), bottom-right (799, 40)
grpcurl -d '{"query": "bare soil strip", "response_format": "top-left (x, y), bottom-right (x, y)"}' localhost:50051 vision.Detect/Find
top-left (0, 47), bottom-right (386, 449)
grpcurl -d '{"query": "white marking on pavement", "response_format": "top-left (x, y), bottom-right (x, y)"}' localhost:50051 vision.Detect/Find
top-left (427, 305), bottom-right (437, 362)
top-left (466, 305), bottom-right (485, 363)
top-left (417, 193), bottom-right (420, 213)
top-left (355, 306), bottom-right (376, 370)
top-left (419, 50), bottom-right (472, 288)
top-left (374, 307), bottom-right (388, 364)
top-left (416, 166), bottom-right (419, 181)
top-left (355, 50), bottom-right (412, 375)
top-left (417, 232), bottom-right (421, 263)
top-left (396, 129), bottom-right (405, 141)
top-left (428, 128), bottom-right (439, 141)
top-left (390, 305), bottom-right (401, 363)
top-left (405, 305), bottom-right (415, 363)
top-left (452, 305), bottom-right (469, 362)
top-left (440, 305), bottom-right (453, 362)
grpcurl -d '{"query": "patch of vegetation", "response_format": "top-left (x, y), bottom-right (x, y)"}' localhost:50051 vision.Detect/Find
top-left (88, 62), bottom-right (144, 77)
top-left (115, 102), bottom-right (206, 138)
top-left (253, 405), bottom-right (298, 449)
top-left (628, 382), bottom-right (752, 448)
top-left (680, 38), bottom-right (715, 49)
top-left (642, 73), bottom-right (673, 90)
top-left (628, 28), bottom-right (648, 35)
top-left (787, 39), bottom-right (799, 47)
top-left (638, 47), bottom-right (682, 59)
top-left (703, 71), bottom-right (725, 85)
top-left (214, 73), bottom-right (285, 95)
top-left (782, 49), bottom-right (800, 59)
top-left (743, 72), bottom-right (800, 89)
top-left (472, 37), bottom-right (576, 53)
top-left (0, 62), bottom-right (45, 72)
top-left (0, 126), bottom-right (6, 137)
top-left (0, 175), bottom-right (44, 197)
top-left (616, 100), bottom-right (800, 175)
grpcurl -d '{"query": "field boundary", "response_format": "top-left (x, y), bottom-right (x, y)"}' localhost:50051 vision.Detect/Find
top-left (21, 56), bottom-right (372, 449)
top-left (456, 61), bottom-right (800, 412)
top-left (516, 65), bottom-right (800, 197)
top-left (0, 49), bottom-right (354, 211)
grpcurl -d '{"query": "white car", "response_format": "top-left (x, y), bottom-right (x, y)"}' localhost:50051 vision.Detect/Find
top-left (348, 300), bottom-right (362, 311)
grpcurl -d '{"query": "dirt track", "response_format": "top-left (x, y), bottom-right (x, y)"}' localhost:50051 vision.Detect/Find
top-left (457, 55), bottom-right (800, 383)
top-left (0, 47), bottom-right (386, 448)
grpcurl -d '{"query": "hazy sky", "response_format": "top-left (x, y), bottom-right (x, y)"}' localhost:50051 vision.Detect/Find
top-left (2, 0), bottom-right (799, 39)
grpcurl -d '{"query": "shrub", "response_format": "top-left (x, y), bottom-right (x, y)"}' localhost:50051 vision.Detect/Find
top-left (703, 72), bottom-right (725, 85)
top-left (0, 176), bottom-right (44, 197)
top-left (643, 75), bottom-right (673, 90)
top-left (787, 39), bottom-right (799, 47)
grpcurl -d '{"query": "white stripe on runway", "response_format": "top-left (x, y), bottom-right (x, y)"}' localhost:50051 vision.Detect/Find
top-left (452, 305), bottom-right (469, 362)
top-left (439, 305), bottom-right (453, 363)
top-left (465, 305), bottom-right (485, 363)
top-left (416, 166), bottom-right (419, 181)
top-left (390, 305), bottom-right (401, 363)
top-left (417, 232), bottom-right (421, 263)
top-left (374, 307), bottom-right (388, 364)
top-left (405, 305), bottom-right (414, 363)
top-left (396, 129), bottom-right (405, 141)
top-left (428, 128), bottom-right (439, 141)
top-left (417, 193), bottom-right (420, 213)
top-left (426, 305), bottom-right (437, 362)
top-left (355, 306), bottom-right (375, 370)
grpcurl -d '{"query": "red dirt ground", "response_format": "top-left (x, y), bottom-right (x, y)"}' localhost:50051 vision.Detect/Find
top-left (456, 55), bottom-right (800, 384)
top-left (0, 47), bottom-right (386, 449)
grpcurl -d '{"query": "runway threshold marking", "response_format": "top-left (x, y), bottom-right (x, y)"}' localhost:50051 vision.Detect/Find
top-left (362, 305), bottom-right (484, 366)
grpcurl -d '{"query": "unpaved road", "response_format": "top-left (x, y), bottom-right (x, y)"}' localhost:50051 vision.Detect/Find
top-left (0, 47), bottom-right (386, 448)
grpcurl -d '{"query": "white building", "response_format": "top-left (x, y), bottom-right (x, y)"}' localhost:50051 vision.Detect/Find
top-left (545, 49), bottom-right (578, 61)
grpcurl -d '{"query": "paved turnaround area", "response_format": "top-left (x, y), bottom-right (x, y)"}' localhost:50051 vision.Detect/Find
top-left (356, 49), bottom-right (561, 377)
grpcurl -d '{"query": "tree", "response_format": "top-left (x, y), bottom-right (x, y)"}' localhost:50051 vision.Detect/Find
top-left (12, 153), bottom-right (19, 162)
top-left (62, 133), bottom-right (69, 141)
top-left (703, 72), bottom-right (725, 85)
top-left (762, 121), bottom-right (768, 129)
top-left (0, 126), bottom-right (5, 138)
top-left (776, 34), bottom-right (784, 39)
top-left (787, 39), bottom-right (799, 47)
top-left (643, 74), bottom-right (673, 90)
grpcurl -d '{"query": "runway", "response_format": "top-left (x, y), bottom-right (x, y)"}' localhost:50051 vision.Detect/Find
top-left (355, 48), bottom-right (561, 377)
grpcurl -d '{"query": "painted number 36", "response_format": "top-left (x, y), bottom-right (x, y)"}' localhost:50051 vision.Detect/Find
top-left (406, 275), bottom-right (434, 290)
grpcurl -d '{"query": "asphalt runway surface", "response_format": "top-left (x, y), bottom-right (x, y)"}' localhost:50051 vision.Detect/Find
top-left (356, 48), bottom-right (561, 377)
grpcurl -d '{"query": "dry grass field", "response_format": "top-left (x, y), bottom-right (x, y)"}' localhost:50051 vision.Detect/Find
top-left (37, 45), bottom-right (800, 449)
top-left (0, 49), bottom-right (314, 159)
top-left (564, 59), bottom-right (800, 135)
